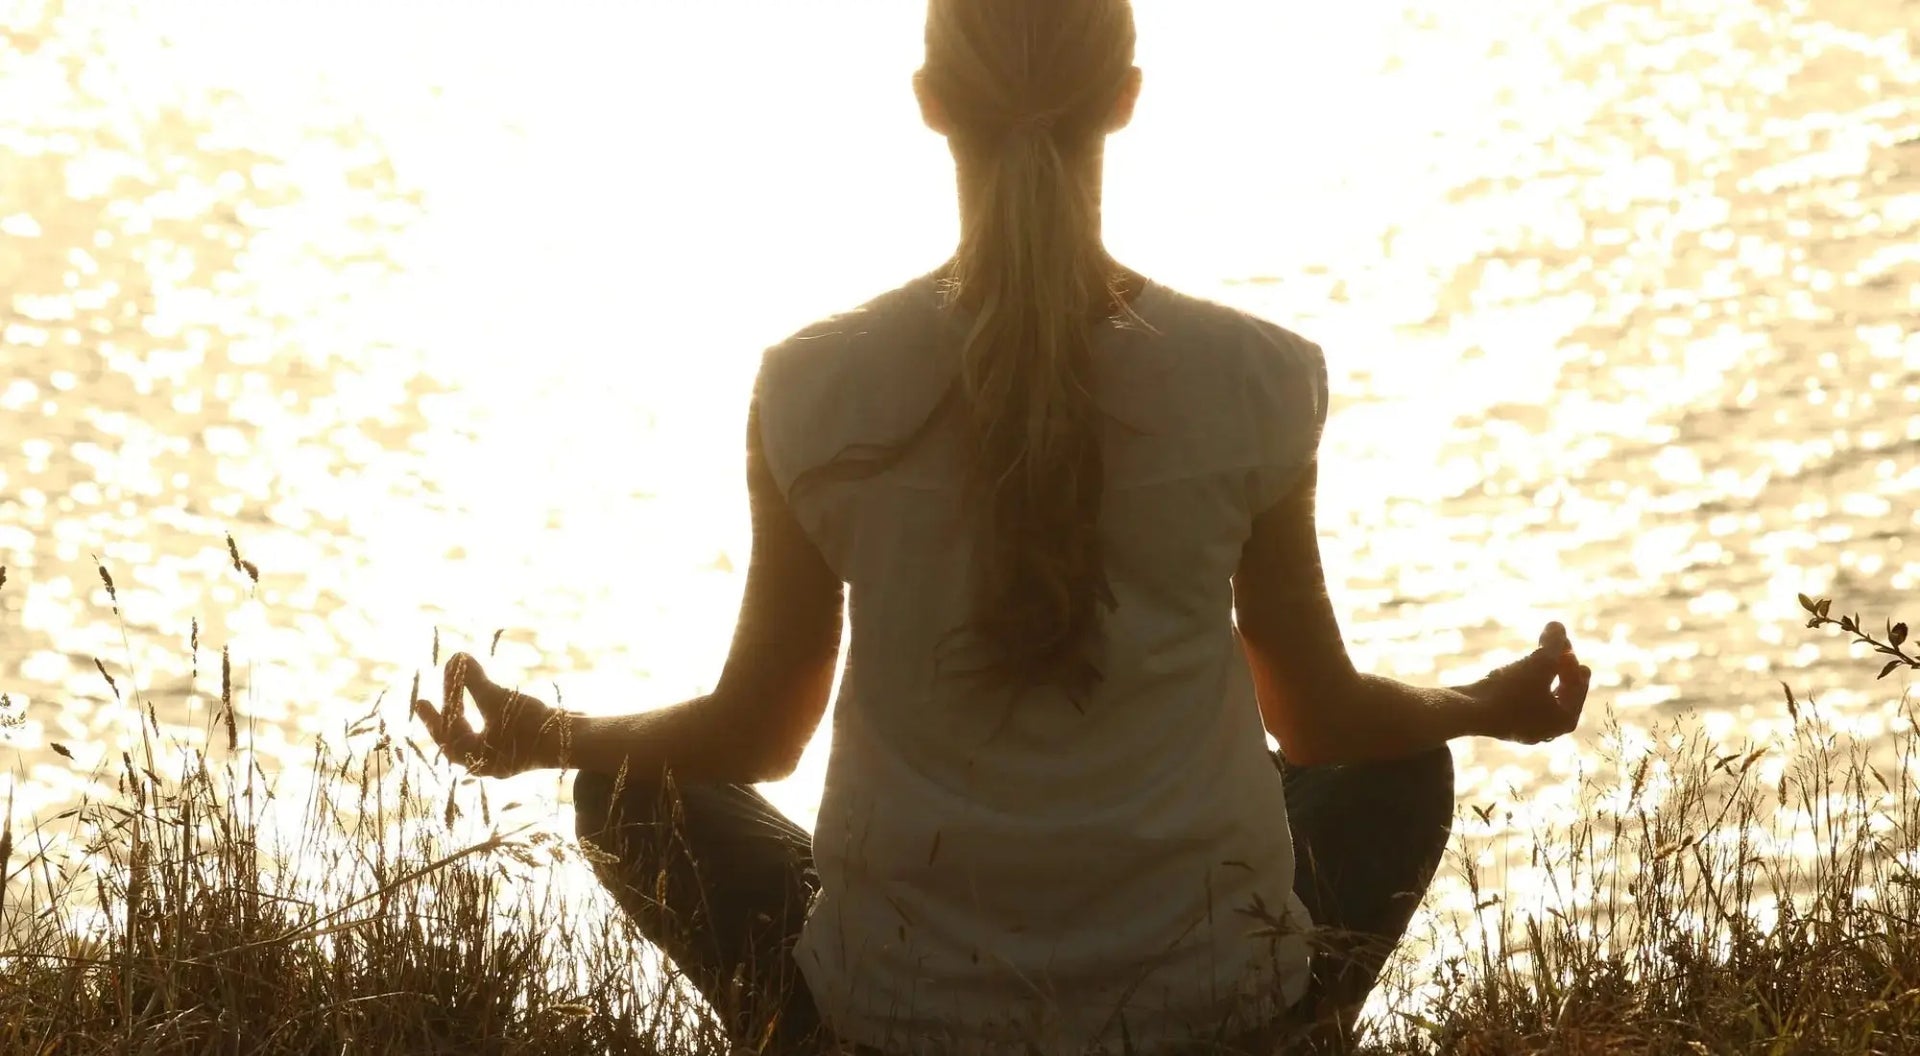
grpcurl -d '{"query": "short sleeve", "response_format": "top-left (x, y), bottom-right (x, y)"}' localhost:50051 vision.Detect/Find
top-left (750, 330), bottom-right (869, 581)
top-left (1242, 330), bottom-right (1329, 515)
top-left (752, 344), bottom-right (801, 499)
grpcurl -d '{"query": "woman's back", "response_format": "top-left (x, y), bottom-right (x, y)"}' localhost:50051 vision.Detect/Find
top-left (755, 270), bottom-right (1328, 1053)
top-left (414, 3), bottom-right (1583, 1052)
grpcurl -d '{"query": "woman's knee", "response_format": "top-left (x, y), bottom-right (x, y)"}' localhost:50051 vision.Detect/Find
top-left (1347, 745), bottom-right (1455, 845)
top-left (572, 767), bottom-right (669, 844)
top-left (1348, 744), bottom-right (1454, 798)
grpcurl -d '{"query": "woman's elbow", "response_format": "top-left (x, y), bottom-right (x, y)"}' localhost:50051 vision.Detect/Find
top-left (1259, 681), bottom-right (1361, 768)
top-left (750, 745), bottom-right (805, 783)
top-left (735, 708), bottom-right (811, 783)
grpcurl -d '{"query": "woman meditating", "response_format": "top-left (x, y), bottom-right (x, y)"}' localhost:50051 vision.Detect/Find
top-left (412, 0), bottom-right (1590, 1052)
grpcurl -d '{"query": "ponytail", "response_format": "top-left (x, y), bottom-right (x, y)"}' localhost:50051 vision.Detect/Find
top-left (941, 119), bottom-right (1118, 704)
top-left (925, 0), bottom-right (1139, 704)
top-left (796, 0), bottom-right (1139, 705)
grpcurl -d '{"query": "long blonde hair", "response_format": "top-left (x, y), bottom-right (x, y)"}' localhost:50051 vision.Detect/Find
top-left (921, 0), bottom-right (1139, 704)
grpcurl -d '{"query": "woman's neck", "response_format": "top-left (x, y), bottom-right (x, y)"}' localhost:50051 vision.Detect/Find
top-left (943, 149), bottom-right (1145, 314)
top-left (952, 144), bottom-right (1106, 232)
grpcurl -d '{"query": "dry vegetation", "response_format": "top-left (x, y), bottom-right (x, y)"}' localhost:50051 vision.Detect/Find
top-left (2, 561), bottom-right (1917, 1054)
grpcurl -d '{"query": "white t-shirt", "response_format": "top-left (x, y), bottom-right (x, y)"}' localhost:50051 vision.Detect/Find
top-left (754, 270), bottom-right (1328, 1055)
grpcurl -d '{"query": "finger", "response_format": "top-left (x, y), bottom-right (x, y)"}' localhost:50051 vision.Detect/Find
top-left (1519, 642), bottom-right (1566, 672)
top-left (1539, 621), bottom-right (1571, 651)
top-left (443, 652), bottom-right (491, 722)
top-left (413, 698), bottom-right (454, 752)
top-left (414, 696), bottom-right (480, 753)
top-left (1556, 664), bottom-right (1592, 716)
top-left (442, 655), bottom-right (466, 723)
top-left (414, 694), bottom-right (500, 779)
top-left (446, 652), bottom-right (513, 716)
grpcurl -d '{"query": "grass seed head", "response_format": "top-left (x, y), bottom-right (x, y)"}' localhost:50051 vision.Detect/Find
top-left (92, 556), bottom-right (117, 609)
top-left (221, 647), bottom-right (237, 752)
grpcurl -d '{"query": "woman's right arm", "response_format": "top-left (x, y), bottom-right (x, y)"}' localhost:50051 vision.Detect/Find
top-left (1231, 459), bottom-right (1586, 765)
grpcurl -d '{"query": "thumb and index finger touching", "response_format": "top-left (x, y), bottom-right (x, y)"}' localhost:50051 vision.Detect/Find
top-left (410, 652), bottom-right (503, 754)
top-left (1532, 621), bottom-right (1586, 673)
top-left (1538, 620), bottom-right (1593, 718)
top-left (1501, 621), bottom-right (1574, 678)
top-left (1495, 621), bottom-right (1591, 730)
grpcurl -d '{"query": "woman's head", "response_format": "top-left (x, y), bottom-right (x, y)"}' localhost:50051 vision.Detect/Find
top-left (915, 0), bottom-right (1142, 163)
top-left (915, 0), bottom-right (1143, 706)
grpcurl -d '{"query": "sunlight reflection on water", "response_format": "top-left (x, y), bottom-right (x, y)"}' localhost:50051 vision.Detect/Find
top-left (3, 0), bottom-right (1919, 1018)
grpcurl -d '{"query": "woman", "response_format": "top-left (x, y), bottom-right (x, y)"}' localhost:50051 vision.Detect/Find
top-left (412, 1), bottom-right (1591, 1052)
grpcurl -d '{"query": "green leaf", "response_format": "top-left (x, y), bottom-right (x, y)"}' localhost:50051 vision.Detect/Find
top-left (1891, 622), bottom-right (1908, 648)
top-left (1881, 660), bottom-right (1903, 680)
top-left (1798, 593), bottom-right (1816, 614)
top-left (1816, 598), bottom-right (1832, 618)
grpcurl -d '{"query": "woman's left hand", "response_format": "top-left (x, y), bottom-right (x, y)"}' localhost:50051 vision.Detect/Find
top-left (1463, 622), bottom-right (1590, 746)
top-left (412, 653), bottom-right (571, 778)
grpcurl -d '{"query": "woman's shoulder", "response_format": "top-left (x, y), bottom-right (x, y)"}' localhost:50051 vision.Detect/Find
top-left (752, 273), bottom-right (951, 476)
top-left (1136, 279), bottom-right (1327, 389)
top-left (760, 272), bottom-right (943, 374)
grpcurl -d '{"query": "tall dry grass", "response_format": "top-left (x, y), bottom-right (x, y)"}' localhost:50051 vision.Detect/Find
top-left (1361, 598), bottom-right (1920, 1054)
top-left (1, 556), bottom-right (1915, 1054)
top-left (0, 556), bottom-right (723, 1055)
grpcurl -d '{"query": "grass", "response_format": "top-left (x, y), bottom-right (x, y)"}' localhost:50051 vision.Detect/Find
top-left (2, 560), bottom-right (1917, 1054)
top-left (1382, 695), bottom-right (1920, 1054)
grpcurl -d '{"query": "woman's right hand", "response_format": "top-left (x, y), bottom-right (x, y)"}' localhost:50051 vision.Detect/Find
top-left (1463, 621), bottom-right (1591, 745)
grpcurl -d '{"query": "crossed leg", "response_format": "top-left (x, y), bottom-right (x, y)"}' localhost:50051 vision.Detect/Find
top-left (574, 744), bottom-right (1454, 1055)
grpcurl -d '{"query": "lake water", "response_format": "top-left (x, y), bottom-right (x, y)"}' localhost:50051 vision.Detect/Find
top-left (2, 0), bottom-right (1918, 957)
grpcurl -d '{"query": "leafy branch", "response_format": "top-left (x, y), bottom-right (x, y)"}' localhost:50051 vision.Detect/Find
top-left (1798, 594), bottom-right (1915, 680)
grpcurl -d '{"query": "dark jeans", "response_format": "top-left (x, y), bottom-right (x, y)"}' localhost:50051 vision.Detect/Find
top-left (573, 746), bottom-right (1454, 1055)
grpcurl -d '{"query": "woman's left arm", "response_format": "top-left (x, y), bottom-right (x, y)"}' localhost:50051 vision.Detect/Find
top-left (414, 398), bottom-right (846, 784)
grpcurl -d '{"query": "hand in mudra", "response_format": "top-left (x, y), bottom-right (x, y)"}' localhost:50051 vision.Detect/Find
top-left (412, 653), bottom-right (570, 778)
top-left (1466, 621), bottom-right (1590, 745)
